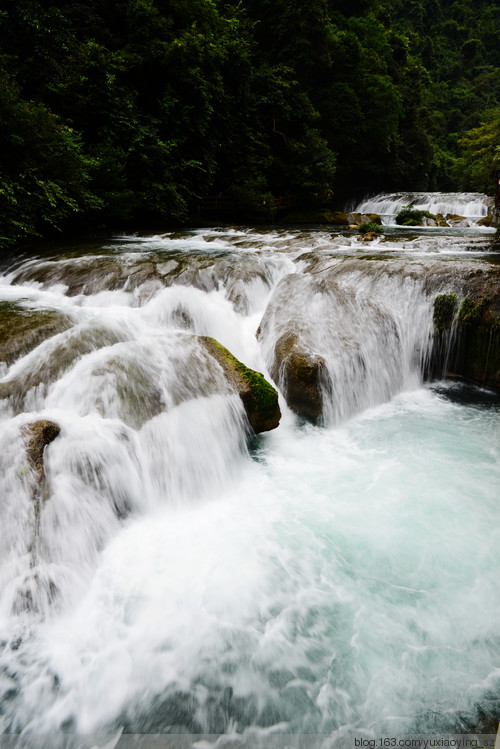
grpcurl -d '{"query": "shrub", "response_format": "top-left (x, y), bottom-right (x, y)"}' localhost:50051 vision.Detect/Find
top-left (358, 221), bottom-right (383, 234)
top-left (396, 207), bottom-right (436, 226)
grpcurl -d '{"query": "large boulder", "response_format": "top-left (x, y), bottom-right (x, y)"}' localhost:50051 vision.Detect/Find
top-left (271, 332), bottom-right (327, 421)
top-left (199, 337), bottom-right (281, 433)
top-left (256, 274), bottom-right (337, 422)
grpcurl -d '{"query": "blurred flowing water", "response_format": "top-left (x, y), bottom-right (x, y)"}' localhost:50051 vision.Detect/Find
top-left (352, 192), bottom-right (494, 227)
top-left (0, 224), bottom-right (499, 743)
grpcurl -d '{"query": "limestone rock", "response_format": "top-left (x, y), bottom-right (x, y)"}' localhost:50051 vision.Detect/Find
top-left (271, 332), bottom-right (327, 421)
top-left (23, 420), bottom-right (61, 480)
top-left (199, 337), bottom-right (281, 433)
top-left (0, 303), bottom-right (71, 366)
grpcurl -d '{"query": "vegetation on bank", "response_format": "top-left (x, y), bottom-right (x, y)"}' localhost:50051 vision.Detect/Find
top-left (0, 0), bottom-right (499, 249)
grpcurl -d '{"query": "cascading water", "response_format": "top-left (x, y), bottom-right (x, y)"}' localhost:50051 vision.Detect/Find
top-left (0, 226), bottom-right (499, 747)
top-left (352, 191), bottom-right (494, 226)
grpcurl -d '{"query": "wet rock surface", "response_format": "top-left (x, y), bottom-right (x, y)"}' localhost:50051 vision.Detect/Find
top-left (23, 420), bottom-right (61, 481)
top-left (0, 303), bottom-right (71, 366)
top-left (431, 270), bottom-right (500, 390)
top-left (9, 248), bottom-right (278, 309)
top-left (258, 255), bottom-right (500, 421)
top-left (199, 336), bottom-right (281, 433)
top-left (271, 331), bottom-right (327, 421)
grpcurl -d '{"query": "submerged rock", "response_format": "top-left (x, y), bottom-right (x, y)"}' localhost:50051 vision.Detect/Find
top-left (0, 321), bottom-right (127, 413)
top-left (433, 293), bottom-right (458, 333)
top-left (0, 303), bottom-right (71, 366)
top-left (199, 336), bottom-right (281, 433)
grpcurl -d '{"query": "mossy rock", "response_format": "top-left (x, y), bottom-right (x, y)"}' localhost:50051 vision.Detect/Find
top-left (431, 285), bottom-right (500, 391)
top-left (396, 207), bottom-right (436, 226)
top-left (457, 296), bottom-right (490, 326)
top-left (435, 213), bottom-right (449, 227)
top-left (271, 332), bottom-right (326, 422)
top-left (199, 336), bottom-right (281, 433)
top-left (433, 293), bottom-right (457, 332)
top-left (0, 303), bottom-right (71, 366)
top-left (478, 216), bottom-right (493, 227)
top-left (358, 222), bottom-right (383, 236)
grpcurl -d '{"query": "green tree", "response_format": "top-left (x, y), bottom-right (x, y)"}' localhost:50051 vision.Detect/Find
top-left (453, 109), bottom-right (500, 193)
top-left (0, 70), bottom-right (100, 248)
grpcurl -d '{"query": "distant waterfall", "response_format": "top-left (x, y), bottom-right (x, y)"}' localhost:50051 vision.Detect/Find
top-left (353, 191), bottom-right (494, 225)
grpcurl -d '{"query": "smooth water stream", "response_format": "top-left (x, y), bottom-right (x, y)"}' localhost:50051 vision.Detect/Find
top-left (0, 221), bottom-right (499, 746)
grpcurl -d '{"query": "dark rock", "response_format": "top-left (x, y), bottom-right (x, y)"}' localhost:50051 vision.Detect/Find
top-left (23, 420), bottom-right (61, 481)
top-left (199, 337), bottom-right (281, 433)
top-left (435, 213), bottom-right (450, 227)
top-left (272, 332), bottom-right (327, 421)
top-left (429, 269), bottom-right (500, 390)
top-left (433, 293), bottom-right (458, 333)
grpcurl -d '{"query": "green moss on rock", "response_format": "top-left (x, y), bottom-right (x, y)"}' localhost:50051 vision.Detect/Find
top-left (271, 332), bottom-right (327, 422)
top-left (396, 207), bottom-right (436, 226)
top-left (358, 222), bottom-right (383, 235)
top-left (199, 336), bottom-right (281, 433)
top-left (458, 296), bottom-right (490, 325)
top-left (433, 293), bottom-right (457, 332)
top-left (431, 290), bottom-right (500, 391)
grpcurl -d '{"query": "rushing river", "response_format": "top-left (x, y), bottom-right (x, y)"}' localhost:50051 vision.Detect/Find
top-left (0, 207), bottom-right (499, 747)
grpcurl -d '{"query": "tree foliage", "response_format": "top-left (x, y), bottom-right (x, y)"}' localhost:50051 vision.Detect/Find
top-left (0, 0), bottom-right (498, 249)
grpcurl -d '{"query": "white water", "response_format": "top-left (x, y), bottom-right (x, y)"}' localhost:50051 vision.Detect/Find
top-left (353, 192), bottom-right (494, 226)
top-left (0, 224), bottom-right (499, 743)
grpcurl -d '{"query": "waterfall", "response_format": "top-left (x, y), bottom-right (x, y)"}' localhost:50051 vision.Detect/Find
top-left (257, 258), bottom-right (435, 424)
top-left (0, 227), bottom-right (499, 742)
top-left (352, 191), bottom-right (494, 226)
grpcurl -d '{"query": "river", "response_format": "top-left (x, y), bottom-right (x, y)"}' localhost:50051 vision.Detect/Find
top-left (0, 196), bottom-right (499, 748)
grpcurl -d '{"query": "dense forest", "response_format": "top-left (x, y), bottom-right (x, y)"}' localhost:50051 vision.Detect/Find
top-left (0, 0), bottom-right (499, 248)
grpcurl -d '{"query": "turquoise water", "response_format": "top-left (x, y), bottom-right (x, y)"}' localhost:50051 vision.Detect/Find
top-left (0, 227), bottom-right (499, 742)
